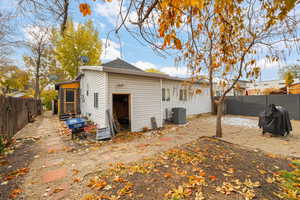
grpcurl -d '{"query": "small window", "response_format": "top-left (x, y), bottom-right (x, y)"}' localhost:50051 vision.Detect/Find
top-left (162, 88), bottom-right (170, 101)
top-left (66, 89), bottom-right (75, 102)
top-left (166, 88), bottom-right (170, 101)
top-left (94, 93), bottom-right (98, 108)
top-left (179, 89), bottom-right (187, 101)
top-left (86, 84), bottom-right (89, 96)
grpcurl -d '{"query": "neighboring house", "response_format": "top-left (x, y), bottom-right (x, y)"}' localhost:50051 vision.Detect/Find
top-left (287, 82), bottom-right (300, 94)
top-left (246, 79), bottom-right (300, 95)
top-left (214, 80), bottom-right (249, 96)
top-left (78, 59), bottom-right (211, 132)
top-left (7, 91), bottom-right (31, 98)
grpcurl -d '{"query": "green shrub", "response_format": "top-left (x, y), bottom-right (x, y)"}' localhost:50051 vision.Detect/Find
top-left (41, 89), bottom-right (57, 110)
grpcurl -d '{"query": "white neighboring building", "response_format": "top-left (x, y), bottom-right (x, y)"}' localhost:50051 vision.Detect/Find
top-left (214, 80), bottom-right (249, 96)
top-left (79, 59), bottom-right (211, 132)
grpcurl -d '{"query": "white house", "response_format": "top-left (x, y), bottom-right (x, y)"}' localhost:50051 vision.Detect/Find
top-left (79, 59), bottom-right (211, 132)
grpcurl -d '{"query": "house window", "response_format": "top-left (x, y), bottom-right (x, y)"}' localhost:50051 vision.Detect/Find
top-left (179, 89), bottom-right (187, 101)
top-left (162, 88), bottom-right (170, 101)
top-left (86, 84), bottom-right (89, 96)
top-left (94, 93), bottom-right (98, 108)
top-left (66, 90), bottom-right (75, 102)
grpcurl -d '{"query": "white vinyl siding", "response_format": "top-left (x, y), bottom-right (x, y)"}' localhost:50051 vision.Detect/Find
top-left (80, 68), bottom-right (211, 132)
top-left (107, 73), bottom-right (162, 132)
top-left (80, 70), bottom-right (107, 128)
top-left (162, 80), bottom-right (211, 120)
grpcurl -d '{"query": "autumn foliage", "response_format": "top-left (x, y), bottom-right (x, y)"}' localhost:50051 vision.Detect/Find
top-left (79, 3), bottom-right (91, 16)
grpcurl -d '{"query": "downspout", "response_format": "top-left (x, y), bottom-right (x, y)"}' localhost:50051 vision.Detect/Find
top-left (105, 72), bottom-right (109, 129)
top-left (160, 79), bottom-right (163, 127)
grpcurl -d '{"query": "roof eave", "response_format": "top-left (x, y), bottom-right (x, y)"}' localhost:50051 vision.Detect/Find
top-left (80, 65), bottom-right (208, 84)
top-left (54, 80), bottom-right (80, 90)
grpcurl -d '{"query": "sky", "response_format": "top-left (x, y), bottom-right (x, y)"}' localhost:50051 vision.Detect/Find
top-left (1, 0), bottom-right (300, 80)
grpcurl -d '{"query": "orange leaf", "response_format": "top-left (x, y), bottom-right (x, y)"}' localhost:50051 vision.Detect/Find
top-left (72, 169), bottom-right (80, 175)
top-left (164, 173), bottom-right (172, 178)
top-left (73, 178), bottom-right (81, 183)
top-left (9, 188), bottom-right (22, 199)
top-left (79, 3), bottom-right (91, 16)
top-left (174, 38), bottom-right (182, 50)
top-left (199, 171), bottom-right (206, 177)
top-left (53, 188), bottom-right (64, 193)
top-left (209, 175), bottom-right (217, 181)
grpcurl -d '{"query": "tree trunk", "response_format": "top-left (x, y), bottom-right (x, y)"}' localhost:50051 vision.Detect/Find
top-left (34, 54), bottom-right (41, 100)
top-left (216, 101), bottom-right (223, 137)
top-left (61, 0), bottom-right (69, 34)
top-left (34, 71), bottom-right (40, 99)
top-left (208, 67), bottom-right (215, 114)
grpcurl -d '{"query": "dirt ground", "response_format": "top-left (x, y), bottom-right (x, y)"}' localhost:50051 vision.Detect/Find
top-left (80, 137), bottom-right (293, 200)
top-left (1, 111), bottom-right (299, 199)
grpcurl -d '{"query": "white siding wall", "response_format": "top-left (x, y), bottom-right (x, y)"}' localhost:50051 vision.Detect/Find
top-left (80, 70), bottom-right (107, 129)
top-left (79, 70), bottom-right (211, 132)
top-left (107, 73), bottom-right (162, 132)
top-left (162, 80), bottom-right (211, 120)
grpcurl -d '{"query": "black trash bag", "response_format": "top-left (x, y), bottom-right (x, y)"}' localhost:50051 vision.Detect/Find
top-left (258, 104), bottom-right (292, 136)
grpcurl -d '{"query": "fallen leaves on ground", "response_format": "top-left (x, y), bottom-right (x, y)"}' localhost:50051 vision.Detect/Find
top-left (195, 189), bottom-right (205, 200)
top-left (5, 167), bottom-right (29, 180)
top-left (87, 176), bottom-right (107, 191)
top-left (48, 149), bottom-right (56, 154)
top-left (73, 177), bottom-right (81, 183)
top-left (52, 188), bottom-right (64, 194)
top-left (80, 137), bottom-right (291, 200)
top-left (215, 179), bottom-right (259, 200)
top-left (0, 160), bottom-right (9, 166)
top-left (9, 188), bottom-right (22, 199)
top-left (72, 169), bottom-right (80, 175)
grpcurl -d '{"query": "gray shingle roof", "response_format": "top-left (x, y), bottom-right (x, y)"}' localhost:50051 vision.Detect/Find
top-left (102, 58), bottom-right (143, 71)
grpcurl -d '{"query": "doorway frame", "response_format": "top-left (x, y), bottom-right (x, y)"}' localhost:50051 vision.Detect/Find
top-left (64, 88), bottom-right (77, 114)
top-left (111, 93), bottom-right (132, 131)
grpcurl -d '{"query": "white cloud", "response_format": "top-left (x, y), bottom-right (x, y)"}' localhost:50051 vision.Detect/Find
top-left (256, 58), bottom-right (284, 69)
top-left (134, 61), bottom-right (157, 70)
top-left (160, 66), bottom-right (188, 77)
top-left (95, 2), bottom-right (153, 27)
top-left (101, 39), bottom-right (121, 61)
top-left (95, 1), bottom-right (124, 25)
top-left (134, 60), bottom-right (189, 77)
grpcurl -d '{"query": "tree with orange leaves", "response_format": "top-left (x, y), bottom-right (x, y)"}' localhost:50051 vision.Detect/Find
top-left (80, 0), bottom-right (300, 137)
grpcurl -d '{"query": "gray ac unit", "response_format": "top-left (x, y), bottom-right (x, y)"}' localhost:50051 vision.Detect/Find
top-left (172, 107), bottom-right (186, 124)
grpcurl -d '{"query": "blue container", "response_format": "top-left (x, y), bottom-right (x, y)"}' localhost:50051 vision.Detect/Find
top-left (65, 118), bottom-right (86, 130)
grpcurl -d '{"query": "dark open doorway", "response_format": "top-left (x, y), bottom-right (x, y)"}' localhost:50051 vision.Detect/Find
top-left (113, 94), bottom-right (130, 130)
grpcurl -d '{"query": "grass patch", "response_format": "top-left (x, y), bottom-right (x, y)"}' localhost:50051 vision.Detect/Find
top-left (279, 160), bottom-right (300, 200)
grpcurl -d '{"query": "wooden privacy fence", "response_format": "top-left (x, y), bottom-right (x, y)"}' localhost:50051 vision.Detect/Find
top-left (0, 96), bottom-right (42, 140)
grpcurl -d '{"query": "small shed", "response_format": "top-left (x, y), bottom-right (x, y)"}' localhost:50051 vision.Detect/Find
top-left (55, 80), bottom-right (80, 120)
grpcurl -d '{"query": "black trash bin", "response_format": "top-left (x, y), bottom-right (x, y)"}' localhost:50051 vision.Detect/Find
top-left (172, 107), bottom-right (186, 124)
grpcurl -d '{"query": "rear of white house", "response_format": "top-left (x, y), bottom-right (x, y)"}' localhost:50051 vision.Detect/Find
top-left (79, 59), bottom-right (211, 132)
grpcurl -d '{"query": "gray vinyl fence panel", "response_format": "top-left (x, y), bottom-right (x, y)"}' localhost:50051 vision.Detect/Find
top-left (225, 94), bottom-right (300, 120)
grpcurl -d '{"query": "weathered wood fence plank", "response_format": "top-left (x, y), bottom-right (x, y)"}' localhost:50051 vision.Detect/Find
top-left (0, 96), bottom-right (42, 140)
